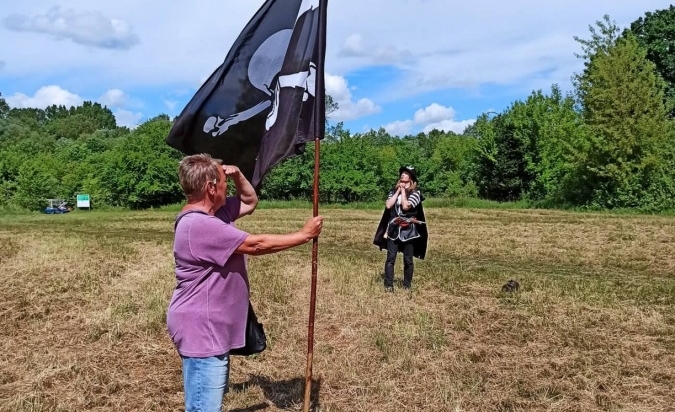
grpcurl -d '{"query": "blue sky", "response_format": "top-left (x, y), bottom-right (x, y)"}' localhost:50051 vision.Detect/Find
top-left (0, 0), bottom-right (673, 135)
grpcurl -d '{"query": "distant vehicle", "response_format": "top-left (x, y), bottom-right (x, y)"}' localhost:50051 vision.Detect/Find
top-left (44, 200), bottom-right (71, 214)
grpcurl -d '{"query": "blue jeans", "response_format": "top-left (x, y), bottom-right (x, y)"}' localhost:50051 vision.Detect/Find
top-left (181, 354), bottom-right (230, 412)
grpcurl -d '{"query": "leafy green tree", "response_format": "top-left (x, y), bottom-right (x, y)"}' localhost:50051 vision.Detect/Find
top-left (45, 101), bottom-right (117, 140)
top-left (471, 104), bottom-right (546, 202)
top-left (363, 128), bottom-right (400, 191)
top-left (7, 107), bottom-right (47, 130)
top-left (504, 86), bottom-right (585, 204)
top-left (320, 132), bottom-right (381, 202)
top-left (13, 154), bottom-right (62, 210)
top-left (629, 6), bottom-right (675, 115)
top-left (469, 84), bottom-right (585, 204)
top-left (0, 117), bottom-right (49, 204)
top-left (47, 114), bottom-right (101, 140)
top-left (389, 132), bottom-right (440, 196)
top-left (44, 104), bottom-right (70, 121)
top-left (0, 117), bottom-right (57, 157)
top-left (325, 94), bottom-right (338, 119)
top-left (97, 116), bottom-right (183, 208)
top-left (574, 15), bottom-right (622, 64)
top-left (574, 26), bottom-right (673, 208)
top-left (260, 145), bottom-right (315, 200)
top-left (428, 132), bottom-right (478, 197)
top-left (71, 101), bottom-right (117, 129)
top-left (0, 93), bottom-right (8, 119)
top-left (0, 147), bottom-right (21, 204)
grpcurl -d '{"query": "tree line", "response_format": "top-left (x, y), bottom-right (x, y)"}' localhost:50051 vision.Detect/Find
top-left (1, 7), bottom-right (675, 211)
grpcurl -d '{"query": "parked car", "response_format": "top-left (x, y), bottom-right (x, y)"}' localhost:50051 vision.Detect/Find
top-left (44, 202), bottom-right (71, 214)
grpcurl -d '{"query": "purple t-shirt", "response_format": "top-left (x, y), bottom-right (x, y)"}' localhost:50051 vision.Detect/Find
top-left (167, 197), bottom-right (250, 357)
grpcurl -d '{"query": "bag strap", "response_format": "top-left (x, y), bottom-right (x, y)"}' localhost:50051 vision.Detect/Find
top-left (174, 209), bottom-right (209, 231)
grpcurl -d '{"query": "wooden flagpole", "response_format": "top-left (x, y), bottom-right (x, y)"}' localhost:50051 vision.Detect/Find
top-left (304, 1), bottom-right (327, 411)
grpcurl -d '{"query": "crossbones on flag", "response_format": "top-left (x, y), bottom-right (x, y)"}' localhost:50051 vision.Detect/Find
top-left (166, 0), bottom-right (327, 189)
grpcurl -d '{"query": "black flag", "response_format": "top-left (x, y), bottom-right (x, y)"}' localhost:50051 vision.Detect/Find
top-left (166, 0), bottom-right (327, 189)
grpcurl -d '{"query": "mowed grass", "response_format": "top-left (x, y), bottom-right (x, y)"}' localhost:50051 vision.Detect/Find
top-left (1, 207), bottom-right (675, 411)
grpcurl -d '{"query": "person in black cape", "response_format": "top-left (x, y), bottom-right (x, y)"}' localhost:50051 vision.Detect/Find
top-left (373, 166), bottom-right (428, 292)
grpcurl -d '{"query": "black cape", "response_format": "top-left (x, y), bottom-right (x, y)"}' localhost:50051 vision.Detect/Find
top-left (373, 201), bottom-right (428, 260)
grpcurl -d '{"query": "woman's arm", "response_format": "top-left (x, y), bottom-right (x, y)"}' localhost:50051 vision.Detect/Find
top-left (235, 215), bottom-right (323, 256)
top-left (399, 189), bottom-right (412, 210)
top-left (401, 190), bottom-right (420, 211)
top-left (223, 165), bottom-right (258, 218)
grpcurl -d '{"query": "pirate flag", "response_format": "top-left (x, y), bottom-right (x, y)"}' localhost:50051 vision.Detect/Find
top-left (166, 0), bottom-right (327, 189)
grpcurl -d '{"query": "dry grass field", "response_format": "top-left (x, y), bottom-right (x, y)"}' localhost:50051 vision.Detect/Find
top-left (1, 206), bottom-right (675, 411)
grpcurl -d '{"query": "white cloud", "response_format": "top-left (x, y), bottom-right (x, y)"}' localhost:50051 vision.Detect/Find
top-left (114, 109), bottom-right (143, 128)
top-left (413, 103), bottom-right (456, 125)
top-left (99, 89), bottom-right (127, 108)
top-left (338, 33), bottom-right (412, 65)
top-left (0, 0), bottom-right (671, 130)
top-left (325, 73), bottom-right (380, 121)
top-left (3, 6), bottom-right (139, 50)
top-left (6, 85), bottom-right (83, 108)
top-left (383, 120), bottom-right (414, 136)
top-left (164, 100), bottom-right (179, 112)
top-left (6, 85), bottom-right (144, 128)
top-left (325, 74), bottom-right (351, 102)
top-left (0, 0), bottom-right (666, 91)
top-left (385, 103), bottom-right (475, 136)
top-left (423, 119), bottom-right (476, 135)
top-left (339, 34), bottom-right (365, 57)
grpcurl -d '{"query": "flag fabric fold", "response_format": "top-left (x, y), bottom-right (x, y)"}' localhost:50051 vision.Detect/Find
top-left (166, 0), bottom-right (327, 189)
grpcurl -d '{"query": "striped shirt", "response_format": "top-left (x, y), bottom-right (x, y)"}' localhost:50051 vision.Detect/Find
top-left (387, 189), bottom-right (421, 214)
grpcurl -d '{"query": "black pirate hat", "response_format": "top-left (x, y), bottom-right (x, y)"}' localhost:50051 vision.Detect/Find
top-left (399, 166), bottom-right (417, 182)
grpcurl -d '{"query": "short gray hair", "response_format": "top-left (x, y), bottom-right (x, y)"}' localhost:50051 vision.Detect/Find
top-left (178, 154), bottom-right (222, 200)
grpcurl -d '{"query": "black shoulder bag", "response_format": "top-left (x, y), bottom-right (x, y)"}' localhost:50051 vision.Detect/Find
top-left (174, 210), bottom-right (267, 356)
top-left (229, 302), bottom-right (267, 356)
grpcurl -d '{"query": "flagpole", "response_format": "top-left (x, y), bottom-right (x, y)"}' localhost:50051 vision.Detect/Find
top-left (304, 1), bottom-right (327, 411)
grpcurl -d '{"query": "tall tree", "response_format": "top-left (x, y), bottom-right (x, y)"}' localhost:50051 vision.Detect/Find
top-left (574, 15), bottom-right (622, 56)
top-left (574, 24), bottom-right (672, 208)
top-left (429, 132), bottom-right (478, 197)
top-left (45, 101), bottom-right (118, 140)
top-left (7, 107), bottom-right (47, 130)
top-left (98, 116), bottom-right (183, 208)
top-left (504, 86), bottom-right (584, 205)
top-left (629, 5), bottom-right (675, 116)
top-left (471, 112), bottom-right (532, 201)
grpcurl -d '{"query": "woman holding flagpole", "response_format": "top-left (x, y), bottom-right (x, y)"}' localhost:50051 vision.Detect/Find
top-left (167, 153), bottom-right (323, 412)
